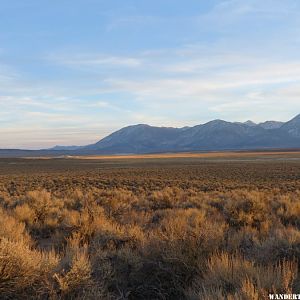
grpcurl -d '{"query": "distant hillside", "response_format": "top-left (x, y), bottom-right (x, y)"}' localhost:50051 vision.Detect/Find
top-left (1, 114), bottom-right (300, 157)
top-left (79, 114), bottom-right (300, 154)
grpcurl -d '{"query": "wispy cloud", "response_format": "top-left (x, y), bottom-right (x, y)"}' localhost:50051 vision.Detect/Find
top-left (104, 61), bottom-right (300, 98)
top-left (49, 53), bottom-right (142, 68)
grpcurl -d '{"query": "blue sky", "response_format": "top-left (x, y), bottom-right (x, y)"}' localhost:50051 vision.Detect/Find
top-left (1, 0), bottom-right (300, 149)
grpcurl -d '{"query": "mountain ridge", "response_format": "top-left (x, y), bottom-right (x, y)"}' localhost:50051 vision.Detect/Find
top-left (2, 115), bottom-right (300, 157)
top-left (54, 114), bottom-right (300, 154)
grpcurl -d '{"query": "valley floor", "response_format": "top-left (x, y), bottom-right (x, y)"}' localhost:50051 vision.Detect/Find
top-left (1, 153), bottom-right (300, 299)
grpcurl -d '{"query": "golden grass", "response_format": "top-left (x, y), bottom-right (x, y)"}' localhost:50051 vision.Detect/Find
top-left (24, 150), bottom-right (300, 160)
top-left (1, 158), bottom-right (300, 298)
top-left (0, 188), bottom-right (299, 298)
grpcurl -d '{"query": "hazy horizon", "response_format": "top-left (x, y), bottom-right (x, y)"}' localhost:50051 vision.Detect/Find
top-left (1, 114), bottom-right (298, 150)
top-left (1, 0), bottom-right (300, 149)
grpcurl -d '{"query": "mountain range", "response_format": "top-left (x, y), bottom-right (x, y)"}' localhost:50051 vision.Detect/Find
top-left (1, 114), bottom-right (300, 157)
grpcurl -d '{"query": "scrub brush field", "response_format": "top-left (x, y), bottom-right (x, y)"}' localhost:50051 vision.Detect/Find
top-left (1, 152), bottom-right (300, 299)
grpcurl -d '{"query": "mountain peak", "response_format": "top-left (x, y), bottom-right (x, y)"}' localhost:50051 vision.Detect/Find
top-left (258, 121), bottom-right (283, 130)
top-left (244, 120), bottom-right (257, 127)
top-left (280, 114), bottom-right (300, 138)
top-left (123, 124), bottom-right (150, 130)
top-left (289, 114), bottom-right (300, 123)
top-left (134, 124), bottom-right (150, 127)
top-left (206, 119), bottom-right (228, 125)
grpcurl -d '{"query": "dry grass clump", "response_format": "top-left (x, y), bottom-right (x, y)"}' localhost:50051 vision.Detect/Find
top-left (54, 238), bottom-right (94, 298)
top-left (0, 237), bottom-right (59, 298)
top-left (1, 160), bottom-right (300, 299)
top-left (0, 207), bottom-right (32, 244)
top-left (188, 253), bottom-right (297, 299)
top-left (12, 190), bottom-right (65, 239)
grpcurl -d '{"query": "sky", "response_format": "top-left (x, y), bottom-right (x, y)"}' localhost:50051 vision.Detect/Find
top-left (1, 0), bottom-right (300, 149)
